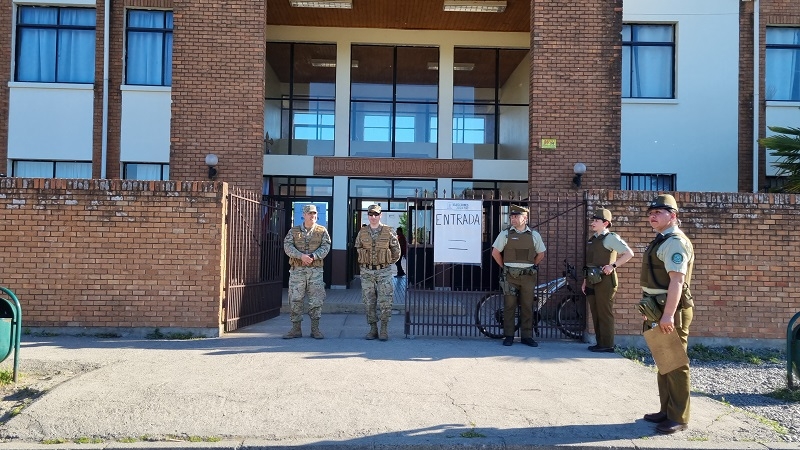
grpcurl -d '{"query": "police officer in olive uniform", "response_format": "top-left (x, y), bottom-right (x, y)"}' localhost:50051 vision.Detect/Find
top-left (283, 204), bottom-right (332, 339)
top-left (491, 204), bottom-right (547, 347)
top-left (583, 208), bottom-right (634, 352)
top-left (640, 194), bottom-right (695, 434)
top-left (355, 204), bottom-right (401, 341)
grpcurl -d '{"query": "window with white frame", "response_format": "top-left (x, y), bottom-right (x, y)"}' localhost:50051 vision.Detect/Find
top-left (15, 6), bottom-right (96, 83)
top-left (766, 27), bottom-right (800, 101)
top-left (126, 10), bottom-right (173, 86)
top-left (622, 24), bottom-right (674, 99)
top-left (12, 160), bottom-right (92, 178)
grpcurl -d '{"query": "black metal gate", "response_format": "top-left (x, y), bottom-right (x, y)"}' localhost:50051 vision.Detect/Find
top-left (404, 194), bottom-right (587, 340)
top-left (223, 189), bottom-right (286, 332)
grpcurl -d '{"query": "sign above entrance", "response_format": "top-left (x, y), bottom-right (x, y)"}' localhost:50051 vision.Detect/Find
top-left (314, 157), bottom-right (472, 178)
top-left (433, 199), bottom-right (482, 264)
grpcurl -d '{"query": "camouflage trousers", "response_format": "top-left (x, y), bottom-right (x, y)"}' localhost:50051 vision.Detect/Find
top-left (360, 266), bottom-right (394, 324)
top-left (287, 266), bottom-right (326, 322)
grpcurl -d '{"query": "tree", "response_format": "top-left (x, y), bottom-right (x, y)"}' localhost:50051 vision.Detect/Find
top-left (759, 126), bottom-right (800, 193)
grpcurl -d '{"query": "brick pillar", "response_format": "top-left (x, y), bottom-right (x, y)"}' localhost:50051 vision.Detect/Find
top-left (528, 0), bottom-right (622, 195)
top-left (0, 0), bottom-right (11, 176)
top-left (169, 0), bottom-right (265, 191)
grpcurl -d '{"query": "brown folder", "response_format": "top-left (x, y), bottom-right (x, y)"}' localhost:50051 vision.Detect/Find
top-left (643, 327), bottom-right (690, 375)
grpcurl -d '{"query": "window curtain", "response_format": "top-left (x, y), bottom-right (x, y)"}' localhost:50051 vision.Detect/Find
top-left (14, 161), bottom-right (53, 177)
top-left (624, 25), bottom-right (672, 98)
top-left (55, 162), bottom-right (92, 178)
top-left (766, 28), bottom-right (800, 101)
top-left (16, 7), bottom-right (94, 83)
top-left (17, 8), bottom-right (57, 82)
top-left (58, 9), bottom-right (95, 83)
top-left (127, 11), bottom-right (171, 85)
top-left (125, 163), bottom-right (163, 180)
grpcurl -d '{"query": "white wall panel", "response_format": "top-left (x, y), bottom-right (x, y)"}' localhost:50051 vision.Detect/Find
top-left (622, 0), bottom-right (739, 192)
top-left (120, 87), bottom-right (171, 162)
top-left (8, 84), bottom-right (94, 160)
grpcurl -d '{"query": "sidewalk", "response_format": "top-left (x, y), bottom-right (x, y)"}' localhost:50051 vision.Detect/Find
top-left (0, 311), bottom-right (794, 450)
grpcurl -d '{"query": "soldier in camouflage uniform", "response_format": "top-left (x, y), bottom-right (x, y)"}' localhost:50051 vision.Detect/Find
top-left (283, 204), bottom-right (331, 339)
top-left (354, 204), bottom-right (401, 341)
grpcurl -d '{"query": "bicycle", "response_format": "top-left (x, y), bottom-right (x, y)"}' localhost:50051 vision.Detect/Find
top-left (475, 260), bottom-right (583, 340)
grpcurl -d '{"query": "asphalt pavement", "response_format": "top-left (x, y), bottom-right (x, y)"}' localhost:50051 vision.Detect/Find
top-left (0, 311), bottom-right (796, 450)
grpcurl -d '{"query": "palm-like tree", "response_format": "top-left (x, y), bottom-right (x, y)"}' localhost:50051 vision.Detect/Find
top-left (759, 126), bottom-right (800, 193)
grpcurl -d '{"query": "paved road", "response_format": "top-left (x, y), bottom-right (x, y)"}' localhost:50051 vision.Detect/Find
top-left (0, 312), bottom-right (794, 450)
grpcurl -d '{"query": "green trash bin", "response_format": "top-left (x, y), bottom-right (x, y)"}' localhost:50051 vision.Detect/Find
top-left (788, 311), bottom-right (800, 390)
top-left (0, 287), bottom-right (22, 383)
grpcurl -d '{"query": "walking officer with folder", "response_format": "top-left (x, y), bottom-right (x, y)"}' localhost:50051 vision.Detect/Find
top-left (639, 194), bottom-right (695, 434)
top-left (491, 204), bottom-right (546, 347)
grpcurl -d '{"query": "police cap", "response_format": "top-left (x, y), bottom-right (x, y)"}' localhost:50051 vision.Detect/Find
top-left (647, 194), bottom-right (678, 213)
top-left (509, 204), bottom-right (529, 215)
top-left (591, 208), bottom-right (613, 225)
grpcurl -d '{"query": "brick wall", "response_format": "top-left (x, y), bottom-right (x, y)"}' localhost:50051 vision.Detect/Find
top-left (0, 0), bottom-right (11, 176)
top-left (588, 190), bottom-right (800, 343)
top-left (0, 179), bottom-right (228, 335)
top-left (529, 0), bottom-right (623, 195)
top-left (168, 0), bottom-right (265, 191)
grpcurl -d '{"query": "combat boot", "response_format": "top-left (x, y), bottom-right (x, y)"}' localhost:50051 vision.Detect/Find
top-left (365, 323), bottom-right (379, 340)
top-left (282, 322), bottom-right (302, 339)
top-left (379, 320), bottom-right (389, 341)
top-left (310, 319), bottom-right (324, 339)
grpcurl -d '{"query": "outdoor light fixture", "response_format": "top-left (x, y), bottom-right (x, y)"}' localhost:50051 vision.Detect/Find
top-left (443, 0), bottom-right (507, 13)
top-left (310, 59), bottom-right (359, 68)
top-left (427, 62), bottom-right (475, 71)
top-left (573, 162), bottom-right (586, 188)
top-left (206, 153), bottom-right (219, 180)
top-left (289, 0), bottom-right (352, 8)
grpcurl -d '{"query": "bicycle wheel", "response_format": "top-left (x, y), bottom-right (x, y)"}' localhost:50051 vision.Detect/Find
top-left (475, 293), bottom-right (518, 339)
top-left (556, 292), bottom-right (584, 339)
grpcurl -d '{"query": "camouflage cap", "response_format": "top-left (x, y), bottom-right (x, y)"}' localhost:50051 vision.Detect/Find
top-left (302, 204), bottom-right (318, 214)
top-left (509, 204), bottom-right (529, 215)
top-left (367, 204), bottom-right (381, 214)
top-left (647, 194), bottom-right (678, 213)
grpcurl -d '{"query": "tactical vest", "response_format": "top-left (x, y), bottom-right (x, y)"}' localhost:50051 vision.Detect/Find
top-left (586, 233), bottom-right (616, 267)
top-left (356, 225), bottom-right (394, 266)
top-left (288, 224), bottom-right (326, 268)
top-left (502, 228), bottom-right (537, 265)
top-left (640, 232), bottom-right (695, 308)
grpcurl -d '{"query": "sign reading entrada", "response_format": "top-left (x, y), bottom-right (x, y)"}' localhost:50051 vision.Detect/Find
top-left (314, 157), bottom-right (473, 178)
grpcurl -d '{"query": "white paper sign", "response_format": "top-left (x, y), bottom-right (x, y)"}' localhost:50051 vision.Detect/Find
top-left (433, 199), bottom-right (482, 264)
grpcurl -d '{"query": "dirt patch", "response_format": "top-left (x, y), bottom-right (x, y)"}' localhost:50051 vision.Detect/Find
top-left (0, 360), bottom-right (100, 427)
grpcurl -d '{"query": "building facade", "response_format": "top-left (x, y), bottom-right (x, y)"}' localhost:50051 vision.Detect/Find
top-left (1, 0), bottom-right (799, 288)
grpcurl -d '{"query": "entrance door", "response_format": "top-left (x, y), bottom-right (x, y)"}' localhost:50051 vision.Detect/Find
top-left (278, 197), bottom-right (333, 288)
top-left (346, 198), bottom-right (409, 285)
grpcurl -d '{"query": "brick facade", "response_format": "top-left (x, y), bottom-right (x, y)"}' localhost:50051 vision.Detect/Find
top-left (168, 0), bottom-right (265, 191)
top-left (0, 0), bottom-right (11, 176)
top-left (528, 0), bottom-right (623, 195)
top-left (587, 190), bottom-right (800, 342)
top-left (0, 179), bottom-right (227, 336)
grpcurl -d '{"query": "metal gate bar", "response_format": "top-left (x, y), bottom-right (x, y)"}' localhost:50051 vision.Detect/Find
top-left (405, 194), bottom-right (586, 340)
top-left (224, 190), bottom-right (285, 332)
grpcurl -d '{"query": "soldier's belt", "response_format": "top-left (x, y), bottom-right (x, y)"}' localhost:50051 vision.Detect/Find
top-left (504, 265), bottom-right (537, 277)
top-left (363, 264), bottom-right (390, 270)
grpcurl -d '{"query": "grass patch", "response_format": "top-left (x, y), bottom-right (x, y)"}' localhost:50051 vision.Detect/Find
top-left (766, 387), bottom-right (800, 403)
top-left (41, 438), bottom-right (68, 444)
top-left (117, 437), bottom-right (138, 443)
top-left (146, 328), bottom-right (206, 340)
top-left (0, 370), bottom-right (15, 385)
top-left (74, 436), bottom-right (103, 444)
top-left (618, 344), bottom-right (784, 366)
top-left (688, 344), bottom-right (783, 365)
top-left (460, 430), bottom-right (486, 438)
top-left (617, 346), bottom-right (650, 364)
